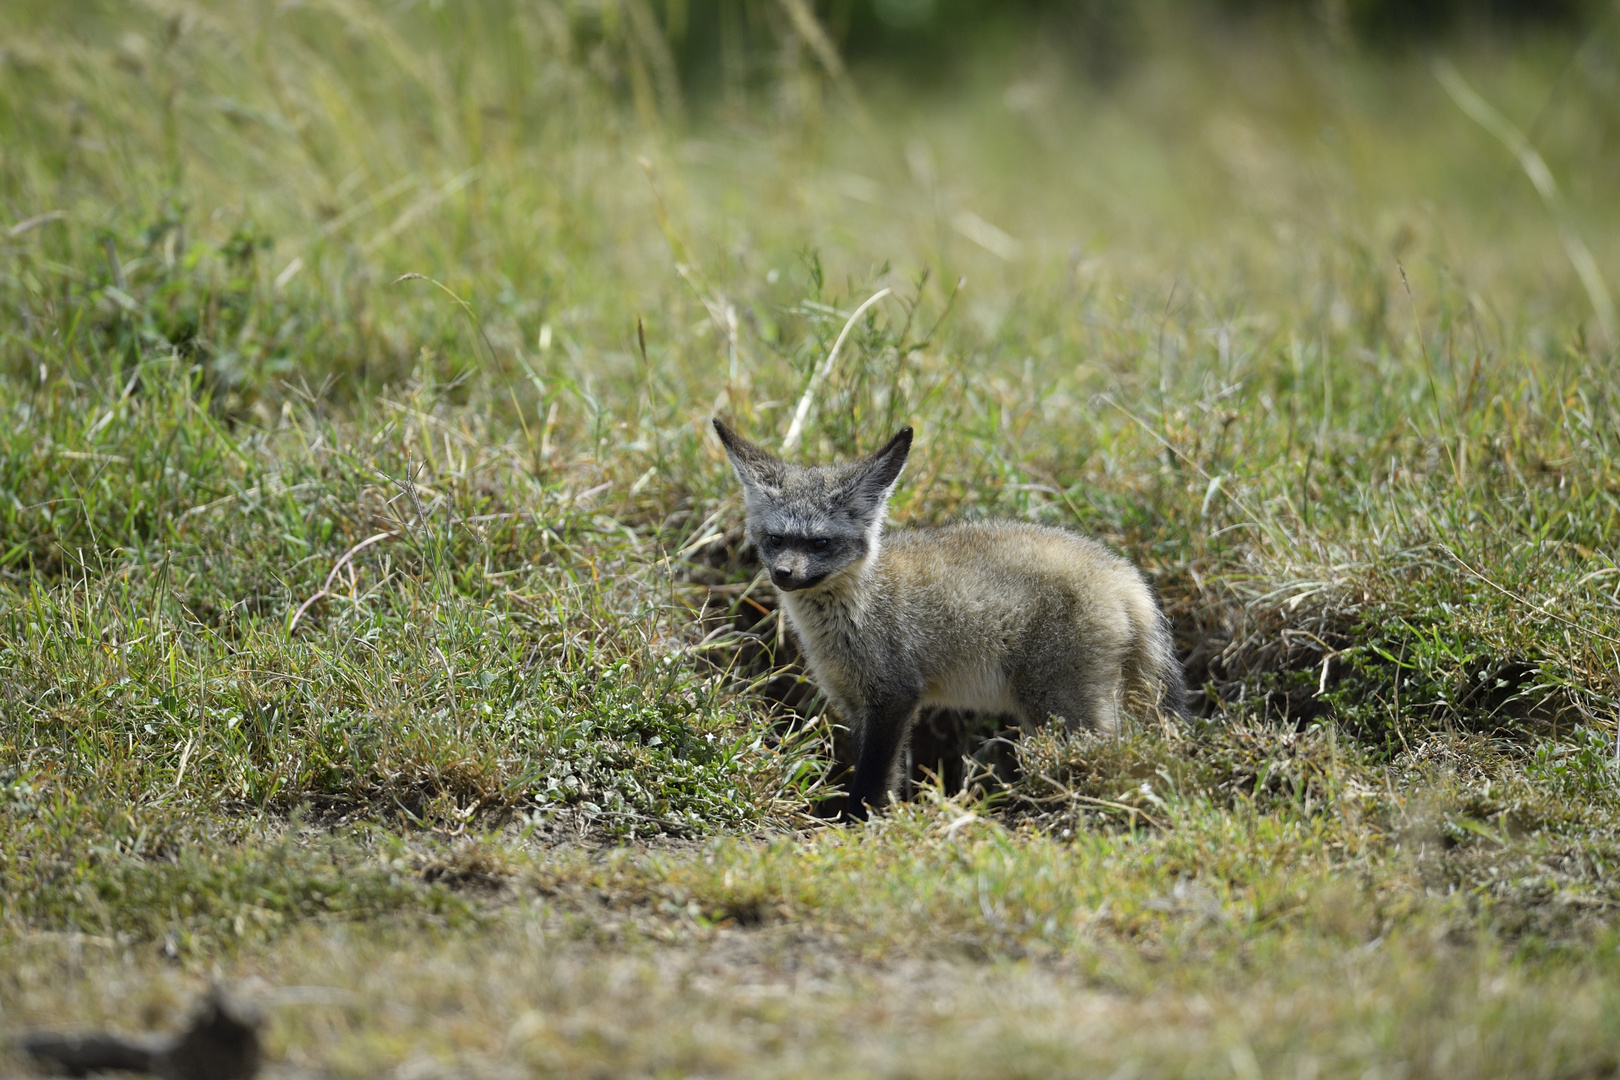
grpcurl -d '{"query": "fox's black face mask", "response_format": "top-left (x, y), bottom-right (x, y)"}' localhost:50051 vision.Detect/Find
top-left (756, 532), bottom-right (870, 591)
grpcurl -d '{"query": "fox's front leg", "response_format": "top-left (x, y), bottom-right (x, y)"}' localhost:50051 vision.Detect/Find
top-left (844, 692), bottom-right (921, 821)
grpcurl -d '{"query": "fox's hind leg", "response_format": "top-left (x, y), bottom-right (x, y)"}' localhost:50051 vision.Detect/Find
top-left (1013, 669), bottom-right (1122, 735)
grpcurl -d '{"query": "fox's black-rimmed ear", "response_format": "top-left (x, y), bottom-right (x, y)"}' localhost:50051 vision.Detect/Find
top-left (844, 426), bottom-right (912, 516)
top-left (713, 418), bottom-right (785, 488)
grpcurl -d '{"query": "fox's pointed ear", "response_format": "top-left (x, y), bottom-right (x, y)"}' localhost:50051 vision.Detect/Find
top-left (713, 418), bottom-right (784, 488)
top-left (848, 427), bottom-right (912, 515)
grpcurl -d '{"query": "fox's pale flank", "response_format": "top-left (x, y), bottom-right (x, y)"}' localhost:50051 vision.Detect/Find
top-left (713, 419), bottom-right (1188, 820)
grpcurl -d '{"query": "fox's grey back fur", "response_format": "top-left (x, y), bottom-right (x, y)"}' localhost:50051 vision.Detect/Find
top-left (714, 419), bottom-right (1187, 819)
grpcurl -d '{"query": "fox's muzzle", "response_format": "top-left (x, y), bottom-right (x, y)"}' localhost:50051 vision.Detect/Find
top-left (770, 554), bottom-right (823, 591)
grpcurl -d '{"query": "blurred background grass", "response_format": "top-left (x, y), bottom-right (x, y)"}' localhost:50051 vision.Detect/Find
top-left (5, 0), bottom-right (1618, 408)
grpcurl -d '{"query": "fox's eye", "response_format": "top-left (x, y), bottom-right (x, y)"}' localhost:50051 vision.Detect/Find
top-left (813, 538), bottom-right (830, 551)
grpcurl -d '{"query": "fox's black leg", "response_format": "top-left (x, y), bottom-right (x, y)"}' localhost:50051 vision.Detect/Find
top-left (844, 695), bottom-right (920, 821)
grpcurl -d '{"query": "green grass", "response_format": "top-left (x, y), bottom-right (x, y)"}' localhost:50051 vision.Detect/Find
top-left (5, 1), bottom-right (1620, 1076)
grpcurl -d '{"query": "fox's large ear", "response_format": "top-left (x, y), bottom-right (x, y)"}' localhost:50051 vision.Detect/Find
top-left (846, 427), bottom-right (912, 517)
top-left (713, 418), bottom-right (784, 489)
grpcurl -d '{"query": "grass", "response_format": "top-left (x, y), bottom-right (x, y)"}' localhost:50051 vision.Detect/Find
top-left (5, 0), bottom-right (1620, 1075)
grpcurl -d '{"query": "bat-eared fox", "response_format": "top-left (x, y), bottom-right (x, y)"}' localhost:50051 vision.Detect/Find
top-left (714, 419), bottom-right (1188, 820)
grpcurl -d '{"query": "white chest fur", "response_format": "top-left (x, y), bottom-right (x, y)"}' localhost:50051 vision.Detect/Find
top-left (920, 662), bottom-right (1016, 714)
top-left (777, 585), bottom-right (869, 695)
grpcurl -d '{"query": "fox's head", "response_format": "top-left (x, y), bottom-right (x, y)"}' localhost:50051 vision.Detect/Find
top-left (713, 419), bottom-right (912, 592)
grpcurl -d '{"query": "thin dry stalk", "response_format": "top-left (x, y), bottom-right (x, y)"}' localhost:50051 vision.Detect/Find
top-left (287, 530), bottom-right (401, 633)
top-left (1435, 59), bottom-right (1616, 346)
top-left (782, 288), bottom-right (892, 454)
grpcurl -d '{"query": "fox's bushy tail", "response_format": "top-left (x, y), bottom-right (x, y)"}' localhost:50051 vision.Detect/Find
top-left (1123, 587), bottom-right (1190, 722)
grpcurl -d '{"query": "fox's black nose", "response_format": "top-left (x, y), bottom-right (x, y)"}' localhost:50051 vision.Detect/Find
top-left (771, 566), bottom-right (795, 588)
